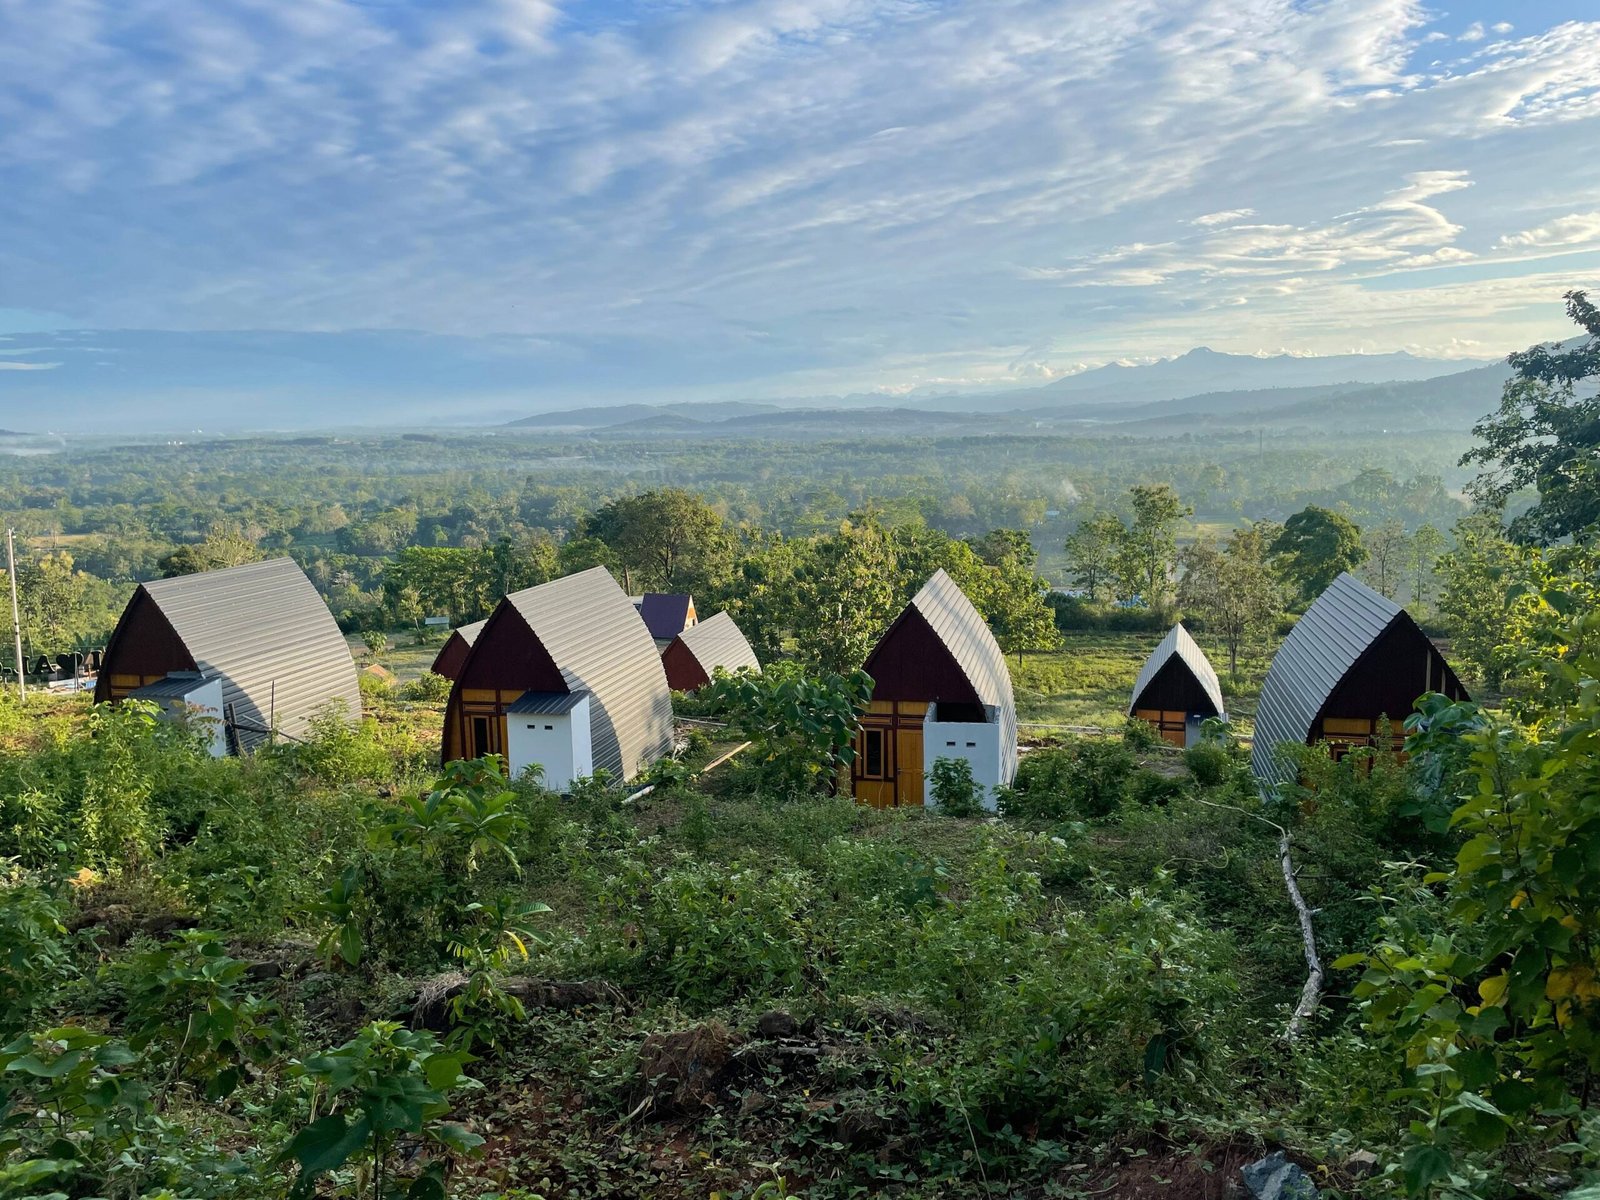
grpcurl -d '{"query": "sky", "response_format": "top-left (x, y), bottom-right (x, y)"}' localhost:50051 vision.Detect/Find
top-left (1, 0), bottom-right (1598, 404)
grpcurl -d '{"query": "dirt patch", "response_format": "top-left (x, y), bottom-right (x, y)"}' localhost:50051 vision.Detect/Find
top-left (636, 1022), bottom-right (741, 1112)
top-left (1078, 1138), bottom-right (1268, 1200)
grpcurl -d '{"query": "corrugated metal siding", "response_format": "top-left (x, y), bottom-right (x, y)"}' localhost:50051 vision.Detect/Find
top-left (1129, 624), bottom-right (1225, 717)
top-left (1251, 573), bottom-right (1401, 788)
top-left (504, 567), bottom-right (673, 782)
top-left (673, 611), bottom-right (760, 678)
top-left (455, 619), bottom-right (486, 647)
top-left (140, 558), bottom-right (360, 751)
top-left (908, 570), bottom-right (1019, 784)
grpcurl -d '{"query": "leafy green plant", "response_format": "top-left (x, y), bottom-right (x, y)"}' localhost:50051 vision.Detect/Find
top-left (119, 930), bottom-right (285, 1105)
top-left (281, 1021), bottom-right (483, 1200)
top-left (1341, 606), bottom-right (1600, 1194)
top-left (445, 897), bottom-right (550, 1050)
top-left (929, 756), bottom-right (984, 817)
top-left (0, 863), bottom-right (73, 1039)
top-left (999, 739), bottom-right (1133, 822)
top-left (704, 663), bottom-right (873, 796)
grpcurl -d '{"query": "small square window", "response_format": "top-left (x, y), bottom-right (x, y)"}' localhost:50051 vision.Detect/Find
top-left (544, 724), bottom-right (554, 731)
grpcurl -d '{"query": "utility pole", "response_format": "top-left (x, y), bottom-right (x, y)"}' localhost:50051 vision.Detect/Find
top-left (6, 529), bottom-right (24, 699)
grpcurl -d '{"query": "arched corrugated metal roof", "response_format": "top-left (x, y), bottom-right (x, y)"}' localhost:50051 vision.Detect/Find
top-left (500, 567), bottom-right (673, 782)
top-left (1128, 623), bottom-right (1225, 718)
top-left (904, 570), bottom-right (1018, 784)
top-left (1250, 573), bottom-right (1402, 789)
top-left (135, 558), bottom-right (359, 750)
top-left (672, 610), bottom-right (760, 678)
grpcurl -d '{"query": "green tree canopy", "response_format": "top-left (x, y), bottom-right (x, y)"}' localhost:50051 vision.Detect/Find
top-left (1271, 505), bottom-right (1367, 604)
top-left (1462, 290), bottom-right (1600, 544)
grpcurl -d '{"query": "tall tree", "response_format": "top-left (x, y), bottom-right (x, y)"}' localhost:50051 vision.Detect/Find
top-left (1462, 289), bottom-right (1600, 544)
top-left (1361, 520), bottom-right (1410, 599)
top-left (789, 515), bottom-right (899, 675)
top-left (1271, 505), bottom-right (1368, 604)
top-left (1062, 512), bottom-right (1124, 601)
top-left (1408, 523), bottom-right (1447, 612)
top-left (585, 488), bottom-right (732, 594)
top-left (1114, 484), bottom-right (1190, 609)
top-left (1435, 514), bottom-right (1539, 690)
top-left (1178, 522), bottom-right (1284, 676)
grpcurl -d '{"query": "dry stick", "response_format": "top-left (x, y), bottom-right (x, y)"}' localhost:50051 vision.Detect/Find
top-left (1189, 794), bottom-right (1323, 1042)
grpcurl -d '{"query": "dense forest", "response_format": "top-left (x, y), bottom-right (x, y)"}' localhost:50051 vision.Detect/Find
top-left (1, 293), bottom-right (1599, 1199)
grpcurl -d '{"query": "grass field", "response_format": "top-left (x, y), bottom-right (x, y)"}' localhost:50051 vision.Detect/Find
top-left (1012, 629), bottom-right (1271, 735)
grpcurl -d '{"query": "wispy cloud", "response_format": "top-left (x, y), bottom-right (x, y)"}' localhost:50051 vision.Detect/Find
top-left (0, 0), bottom-right (1596, 401)
top-left (1498, 211), bottom-right (1600, 249)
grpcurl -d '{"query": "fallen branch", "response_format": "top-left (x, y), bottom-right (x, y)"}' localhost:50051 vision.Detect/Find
top-left (1189, 795), bottom-right (1322, 1041)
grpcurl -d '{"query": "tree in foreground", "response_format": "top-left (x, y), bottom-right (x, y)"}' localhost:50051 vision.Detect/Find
top-left (1342, 592), bottom-right (1600, 1196)
top-left (1462, 289), bottom-right (1600, 544)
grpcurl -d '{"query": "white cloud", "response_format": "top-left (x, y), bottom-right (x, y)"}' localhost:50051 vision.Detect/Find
top-left (1497, 211), bottom-right (1600, 249)
top-left (1492, 22), bottom-right (1514, 35)
top-left (0, 0), bottom-right (1594, 399)
top-left (1459, 22), bottom-right (1486, 42)
top-left (0, 360), bottom-right (61, 370)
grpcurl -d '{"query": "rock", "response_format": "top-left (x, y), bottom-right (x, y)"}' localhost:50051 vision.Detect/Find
top-left (756, 1010), bottom-right (798, 1039)
top-left (245, 960), bottom-right (284, 981)
top-left (1344, 1150), bottom-right (1379, 1178)
top-left (739, 1090), bottom-right (772, 1118)
top-left (1241, 1151), bottom-right (1319, 1200)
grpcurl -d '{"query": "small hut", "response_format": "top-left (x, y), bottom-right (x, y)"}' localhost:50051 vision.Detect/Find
top-left (96, 558), bottom-right (359, 754)
top-left (1252, 572), bottom-right (1468, 788)
top-left (635, 593), bottom-right (697, 643)
top-left (430, 619), bottom-right (485, 681)
top-left (661, 611), bottom-right (760, 692)
top-left (852, 570), bottom-right (1017, 809)
top-left (1128, 623), bottom-right (1225, 747)
top-left (442, 567), bottom-right (673, 791)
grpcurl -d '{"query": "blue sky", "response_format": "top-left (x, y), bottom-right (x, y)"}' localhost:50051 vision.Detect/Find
top-left (1, 0), bottom-right (1598, 403)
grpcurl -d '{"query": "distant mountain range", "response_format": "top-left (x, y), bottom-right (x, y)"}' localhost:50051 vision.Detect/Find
top-left (505, 358), bottom-right (1514, 438)
top-left (0, 327), bottom-right (1511, 433)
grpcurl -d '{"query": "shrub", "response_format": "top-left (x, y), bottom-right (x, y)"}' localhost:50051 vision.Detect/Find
top-left (293, 703), bottom-right (394, 787)
top-left (1183, 739), bottom-right (1232, 788)
top-left (1000, 739), bottom-right (1134, 822)
top-left (1122, 715), bottom-right (1162, 750)
top-left (399, 671), bottom-right (453, 703)
top-left (929, 756), bottom-right (984, 816)
top-left (1129, 769), bottom-right (1185, 808)
top-left (0, 866), bottom-right (73, 1039)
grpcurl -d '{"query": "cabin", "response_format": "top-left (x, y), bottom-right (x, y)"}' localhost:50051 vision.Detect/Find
top-left (1128, 623), bottom-right (1225, 747)
top-left (852, 569), bottom-right (1017, 810)
top-left (96, 557), bottom-right (360, 754)
top-left (635, 593), bottom-right (697, 643)
top-left (442, 567), bottom-right (674, 791)
top-left (430, 619), bottom-right (485, 681)
top-left (1251, 572), bottom-right (1468, 788)
top-left (661, 610), bottom-right (761, 692)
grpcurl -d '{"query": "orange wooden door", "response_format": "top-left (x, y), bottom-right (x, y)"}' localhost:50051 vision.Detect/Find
top-left (894, 725), bottom-right (924, 806)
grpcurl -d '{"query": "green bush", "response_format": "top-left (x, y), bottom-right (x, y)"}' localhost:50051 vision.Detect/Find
top-left (929, 756), bottom-right (984, 816)
top-left (1183, 739), bottom-right (1232, 788)
top-left (399, 671), bottom-right (453, 703)
top-left (999, 739), bottom-right (1134, 822)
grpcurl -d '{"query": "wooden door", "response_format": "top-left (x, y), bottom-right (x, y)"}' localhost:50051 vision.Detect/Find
top-left (894, 725), bottom-right (924, 806)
